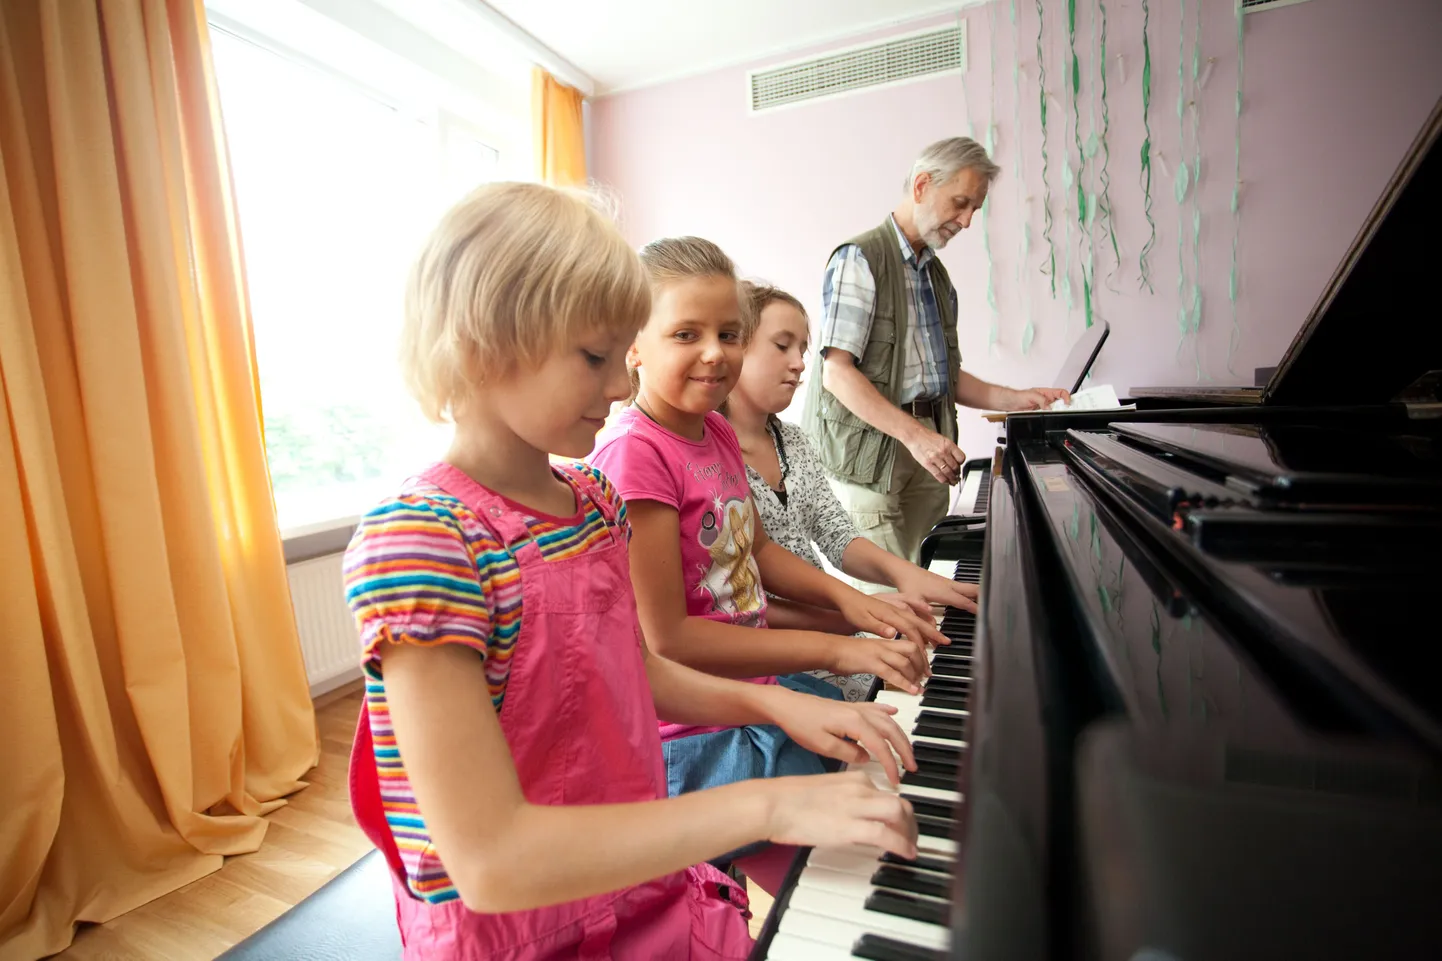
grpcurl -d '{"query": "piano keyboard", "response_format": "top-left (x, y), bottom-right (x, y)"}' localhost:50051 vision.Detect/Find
top-left (949, 456), bottom-right (993, 518)
top-left (758, 551), bottom-right (981, 960)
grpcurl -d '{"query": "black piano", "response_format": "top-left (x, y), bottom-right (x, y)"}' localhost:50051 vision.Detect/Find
top-left (750, 98), bottom-right (1442, 961)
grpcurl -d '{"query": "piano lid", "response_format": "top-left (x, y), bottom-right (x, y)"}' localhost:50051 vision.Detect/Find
top-left (1265, 96), bottom-right (1442, 408)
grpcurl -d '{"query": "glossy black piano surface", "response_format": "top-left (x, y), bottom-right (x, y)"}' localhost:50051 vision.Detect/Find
top-left (751, 98), bottom-right (1442, 961)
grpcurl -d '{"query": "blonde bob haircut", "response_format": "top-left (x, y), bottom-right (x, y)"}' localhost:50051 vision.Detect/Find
top-left (401, 181), bottom-right (651, 422)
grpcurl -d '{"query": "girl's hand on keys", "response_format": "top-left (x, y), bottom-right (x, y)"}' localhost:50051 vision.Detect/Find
top-left (875, 590), bottom-right (934, 619)
top-left (765, 689), bottom-right (915, 786)
top-left (763, 772), bottom-right (918, 859)
top-left (829, 634), bottom-right (930, 695)
top-left (835, 589), bottom-right (950, 650)
top-left (893, 567), bottom-right (980, 615)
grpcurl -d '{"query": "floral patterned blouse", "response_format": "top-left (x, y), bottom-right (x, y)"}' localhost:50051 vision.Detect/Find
top-left (745, 418), bottom-right (876, 701)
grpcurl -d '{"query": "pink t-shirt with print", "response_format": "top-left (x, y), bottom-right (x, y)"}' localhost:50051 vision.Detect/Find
top-left (589, 408), bottom-right (777, 740)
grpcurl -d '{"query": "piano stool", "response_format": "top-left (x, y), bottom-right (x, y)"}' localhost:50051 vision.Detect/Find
top-left (215, 850), bottom-right (401, 961)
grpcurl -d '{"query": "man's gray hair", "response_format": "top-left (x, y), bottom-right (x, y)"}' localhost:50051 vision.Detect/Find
top-left (905, 137), bottom-right (1001, 191)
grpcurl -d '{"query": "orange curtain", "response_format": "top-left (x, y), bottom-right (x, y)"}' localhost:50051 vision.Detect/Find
top-left (532, 66), bottom-right (587, 186)
top-left (0, 1), bottom-right (318, 956)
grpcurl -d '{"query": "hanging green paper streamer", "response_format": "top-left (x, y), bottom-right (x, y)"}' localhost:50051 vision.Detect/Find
top-left (984, 2), bottom-right (999, 354)
top-left (1228, 2), bottom-right (1245, 373)
top-left (1175, 0), bottom-right (1190, 367)
top-left (1063, 161), bottom-right (1074, 311)
top-left (1138, 0), bottom-right (1156, 293)
top-left (1013, 0), bottom-right (1034, 355)
top-left (1037, 0), bottom-right (1057, 299)
top-left (1068, 0), bottom-right (1092, 328)
top-left (1098, 0), bottom-right (1120, 290)
top-left (1174, 162), bottom-right (1190, 204)
top-left (1189, 0), bottom-right (1204, 378)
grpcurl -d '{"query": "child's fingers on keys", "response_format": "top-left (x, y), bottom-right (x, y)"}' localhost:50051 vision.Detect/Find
top-left (852, 712), bottom-right (915, 779)
top-left (873, 661), bottom-right (921, 695)
top-left (842, 808), bottom-right (918, 859)
top-left (847, 722), bottom-right (903, 785)
top-left (917, 618), bottom-right (950, 648)
top-left (881, 651), bottom-right (924, 690)
top-left (818, 734), bottom-right (870, 767)
top-left (887, 637), bottom-right (929, 680)
top-left (870, 711), bottom-right (916, 771)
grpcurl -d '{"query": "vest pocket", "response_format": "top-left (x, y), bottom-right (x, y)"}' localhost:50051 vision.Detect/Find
top-left (815, 408), bottom-right (886, 484)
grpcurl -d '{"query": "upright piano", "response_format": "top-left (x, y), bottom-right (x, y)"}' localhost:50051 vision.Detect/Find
top-left (751, 98), bottom-right (1442, 961)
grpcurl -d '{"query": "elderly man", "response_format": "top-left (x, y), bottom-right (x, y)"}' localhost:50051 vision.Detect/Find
top-left (802, 136), bottom-right (1068, 568)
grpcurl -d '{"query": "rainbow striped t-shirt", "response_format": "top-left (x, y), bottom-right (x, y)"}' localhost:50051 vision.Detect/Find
top-left (342, 463), bottom-right (627, 903)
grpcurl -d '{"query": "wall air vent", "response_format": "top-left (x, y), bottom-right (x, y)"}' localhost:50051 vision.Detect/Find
top-left (747, 24), bottom-right (965, 114)
top-left (1241, 0), bottom-right (1317, 13)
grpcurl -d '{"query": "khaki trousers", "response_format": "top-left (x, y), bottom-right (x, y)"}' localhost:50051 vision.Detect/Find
top-left (827, 418), bottom-right (951, 589)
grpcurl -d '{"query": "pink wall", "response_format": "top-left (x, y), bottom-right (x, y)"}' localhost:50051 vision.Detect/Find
top-left (592, 0), bottom-right (1442, 462)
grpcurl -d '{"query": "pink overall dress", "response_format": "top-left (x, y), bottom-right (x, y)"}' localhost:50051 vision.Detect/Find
top-left (349, 463), bottom-right (755, 960)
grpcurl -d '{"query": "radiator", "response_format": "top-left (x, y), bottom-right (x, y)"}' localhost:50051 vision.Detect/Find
top-left (287, 553), bottom-right (362, 696)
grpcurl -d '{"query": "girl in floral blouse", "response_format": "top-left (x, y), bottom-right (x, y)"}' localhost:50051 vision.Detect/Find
top-left (724, 282), bottom-right (980, 701)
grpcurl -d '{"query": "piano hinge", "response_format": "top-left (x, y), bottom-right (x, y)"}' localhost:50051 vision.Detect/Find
top-left (1392, 370), bottom-right (1442, 419)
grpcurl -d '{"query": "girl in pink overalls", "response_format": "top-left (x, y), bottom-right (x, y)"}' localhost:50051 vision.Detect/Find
top-left (344, 183), bottom-right (919, 961)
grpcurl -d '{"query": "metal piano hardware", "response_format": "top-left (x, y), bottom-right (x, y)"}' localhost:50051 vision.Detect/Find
top-left (750, 97), bottom-right (1442, 960)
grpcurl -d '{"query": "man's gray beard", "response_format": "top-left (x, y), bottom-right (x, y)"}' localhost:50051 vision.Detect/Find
top-left (915, 205), bottom-right (949, 250)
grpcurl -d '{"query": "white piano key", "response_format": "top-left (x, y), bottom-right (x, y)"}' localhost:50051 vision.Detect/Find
top-left (913, 733), bottom-right (967, 750)
top-left (855, 759), bottom-right (963, 806)
top-left (805, 844), bottom-right (897, 878)
top-left (952, 468), bottom-right (983, 516)
top-left (797, 864), bottom-right (951, 908)
top-left (765, 930), bottom-right (860, 960)
top-left (780, 892), bottom-right (951, 950)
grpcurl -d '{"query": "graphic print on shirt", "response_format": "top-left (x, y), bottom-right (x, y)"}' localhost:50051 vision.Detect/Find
top-left (695, 490), bottom-right (764, 626)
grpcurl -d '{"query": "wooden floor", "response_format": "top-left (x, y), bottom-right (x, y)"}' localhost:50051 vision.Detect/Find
top-left (51, 682), bottom-right (775, 958)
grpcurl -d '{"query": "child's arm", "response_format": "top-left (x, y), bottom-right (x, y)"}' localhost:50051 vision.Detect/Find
top-left (627, 500), bottom-right (928, 692)
top-left (749, 505), bottom-right (950, 650)
top-left (384, 641), bottom-right (918, 913)
top-left (640, 645), bottom-right (915, 786)
top-left (764, 595), bottom-right (855, 634)
top-left (795, 438), bottom-right (980, 614)
top-left (838, 536), bottom-right (981, 613)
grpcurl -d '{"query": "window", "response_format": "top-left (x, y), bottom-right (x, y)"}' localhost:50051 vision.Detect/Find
top-left (210, 24), bottom-right (513, 533)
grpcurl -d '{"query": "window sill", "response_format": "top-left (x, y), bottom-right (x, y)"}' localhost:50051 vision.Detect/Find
top-left (282, 516), bottom-right (360, 564)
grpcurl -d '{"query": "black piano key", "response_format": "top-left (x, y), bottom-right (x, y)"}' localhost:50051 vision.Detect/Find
top-left (911, 761), bottom-right (957, 784)
top-left (871, 865), bottom-right (952, 901)
top-left (901, 770), bottom-right (957, 791)
top-left (851, 933), bottom-right (948, 961)
top-left (930, 660), bottom-right (970, 678)
top-left (915, 813), bottom-right (954, 838)
top-left (900, 793), bottom-right (954, 820)
top-left (881, 851), bottom-right (954, 875)
top-left (919, 692), bottom-right (969, 712)
top-left (929, 651), bottom-right (972, 668)
top-left (912, 742), bottom-right (962, 764)
top-left (912, 722), bottom-right (961, 741)
top-left (864, 889), bottom-right (949, 927)
top-left (918, 709), bottom-right (965, 726)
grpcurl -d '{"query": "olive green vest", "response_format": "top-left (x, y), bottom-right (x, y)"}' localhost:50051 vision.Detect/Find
top-left (802, 218), bottom-right (960, 490)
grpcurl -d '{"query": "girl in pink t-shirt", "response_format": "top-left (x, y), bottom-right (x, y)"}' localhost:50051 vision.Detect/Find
top-left (589, 240), bottom-right (948, 883)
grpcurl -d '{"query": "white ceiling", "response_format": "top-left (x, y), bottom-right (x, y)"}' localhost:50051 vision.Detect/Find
top-left (478, 0), bottom-right (971, 95)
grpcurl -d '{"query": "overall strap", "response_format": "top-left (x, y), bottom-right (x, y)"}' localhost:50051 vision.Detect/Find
top-left (416, 463), bottom-right (540, 563)
top-left (555, 463), bottom-right (627, 546)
